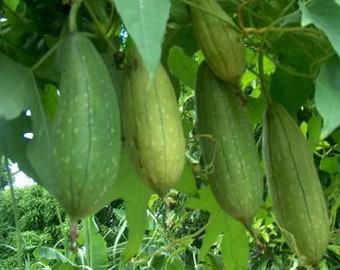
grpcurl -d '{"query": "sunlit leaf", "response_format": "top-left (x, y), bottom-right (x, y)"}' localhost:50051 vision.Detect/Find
top-left (315, 56), bottom-right (340, 139)
top-left (107, 145), bottom-right (153, 262)
top-left (168, 45), bottom-right (198, 89)
top-left (113, 0), bottom-right (171, 78)
top-left (300, 0), bottom-right (340, 57)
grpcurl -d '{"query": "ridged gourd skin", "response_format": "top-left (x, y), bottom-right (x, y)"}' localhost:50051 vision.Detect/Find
top-left (262, 102), bottom-right (330, 266)
top-left (52, 32), bottom-right (121, 220)
top-left (190, 0), bottom-right (246, 83)
top-left (121, 52), bottom-right (186, 197)
top-left (195, 62), bottom-right (263, 227)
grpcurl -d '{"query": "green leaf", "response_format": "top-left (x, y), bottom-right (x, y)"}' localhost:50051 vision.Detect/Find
top-left (81, 217), bottom-right (108, 270)
top-left (174, 163), bottom-right (197, 196)
top-left (206, 254), bottom-right (225, 270)
top-left (0, 53), bottom-right (33, 120)
top-left (320, 156), bottom-right (339, 175)
top-left (186, 187), bottom-right (249, 269)
top-left (3, 0), bottom-right (20, 11)
top-left (220, 214), bottom-right (249, 270)
top-left (0, 53), bottom-right (54, 188)
top-left (168, 45), bottom-right (199, 89)
top-left (269, 67), bottom-right (312, 115)
top-left (307, 115), bottom-right (322, 153)
top-left (163, 25), bottom-right (198, 57)
top-left (33, 246), bottom-right (73, 264)
top-left (300, 0), bottom-right (340, 57)
top-left (113, 0), bottom-right (171, 77)
top-left (108, 145), bottom-right (153, 262)
top-left (315, 56), bottom-right (340, 139)
top-left (246, 96), bottom-right (266, 126)
top-left (0, 114), bottom-right (39, 181)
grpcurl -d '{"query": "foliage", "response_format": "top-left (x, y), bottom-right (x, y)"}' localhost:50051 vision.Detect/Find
top-left (0, 184), bottom-right (65, 267)
top-left (1, 0), bottom-right (340, 269)
top-left (0, 156), bottom-right (8, 190)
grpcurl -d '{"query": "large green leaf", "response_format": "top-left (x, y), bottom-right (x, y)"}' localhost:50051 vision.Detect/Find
top-left (220, 213), bottom-right (249, 270)
top-left (106, 145), bottom-right (153, 263)
top-left (168, 45), bottom-right (199, 89)
top-left (186, 186), bottom-right (249, 269)
top-left (0, 114), bottom-right (39, 180)
top-left (269, 67), bottom-right (313, 115)
top-left (0, 53), bottom-right (32, 120)
top-left (81, 217), bottom-right (108, 270)
top-left (300, 0), bottom-right (340, 57)
top-left (113, 0), bottom-right (171, 77)
top-left (315, 56), bottom-right (340, 139)
top-left (0, 53), bottom-right (54, 187)
top-left (105, 147), bottom-right (195, 263)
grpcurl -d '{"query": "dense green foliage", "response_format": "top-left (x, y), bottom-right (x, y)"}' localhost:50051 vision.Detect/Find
top-left (0, 184), bottom-right (65, 268)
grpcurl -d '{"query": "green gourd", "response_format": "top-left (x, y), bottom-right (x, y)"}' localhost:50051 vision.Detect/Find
top-left (51, 32), bottom-right (121, 221)
top-left (190, 0), bottom-right (246, 83)
top-left (262, 102), bottom-right (330, 266)
top-left (195, 61), bottom-right (263, 227)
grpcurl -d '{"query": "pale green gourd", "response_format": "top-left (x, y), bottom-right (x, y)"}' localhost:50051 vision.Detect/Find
top-left (121, 51), bottom-right (185, 196)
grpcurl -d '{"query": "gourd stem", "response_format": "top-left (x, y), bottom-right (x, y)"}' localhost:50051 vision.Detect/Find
top-left (82, 0), bottom-right (119, 53)
top-left (5, 157), bottom-right (23, 270)
top-left (69, 0), bottom-right (82, 32)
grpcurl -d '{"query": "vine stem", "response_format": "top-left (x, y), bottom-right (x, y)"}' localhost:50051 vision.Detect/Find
top-left (5, 157), bottom-right (23, 270)
top-left (30, 40), bottom-right (60, 71)
top-left (82, 0), bottom-right (118, 53)
top-left (258, 47), bottom-right (273, 105)
top-left (69, 0), bottom-right (82, 32)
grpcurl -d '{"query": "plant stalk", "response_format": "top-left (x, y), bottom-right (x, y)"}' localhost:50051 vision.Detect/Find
top-left (5, 157), bottom-right (23, 270)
